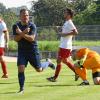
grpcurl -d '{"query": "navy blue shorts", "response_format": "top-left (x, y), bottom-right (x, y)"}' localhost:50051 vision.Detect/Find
top-left (17, 48), bottom-right (41, 69)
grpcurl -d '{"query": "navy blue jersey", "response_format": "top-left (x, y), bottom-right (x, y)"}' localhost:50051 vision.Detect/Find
top-left (12, 21), bottom-right (38, 52)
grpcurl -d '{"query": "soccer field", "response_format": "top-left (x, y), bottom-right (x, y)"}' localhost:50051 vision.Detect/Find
top-left (0, 62), bottom-right (100, 100)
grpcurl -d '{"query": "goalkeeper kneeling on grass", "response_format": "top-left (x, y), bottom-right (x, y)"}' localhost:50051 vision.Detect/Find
top-left (71, 48), bottom-right (100, 85)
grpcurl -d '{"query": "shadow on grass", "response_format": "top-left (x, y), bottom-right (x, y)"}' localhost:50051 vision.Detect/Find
top-left (0, 91), bottom-right (17, 94)
top-left (33, 84), bottom-right (77, 87)
top-left (0, 82), bottom-right (17, 84)
top-left (0, 81), bottom-right (40, 84)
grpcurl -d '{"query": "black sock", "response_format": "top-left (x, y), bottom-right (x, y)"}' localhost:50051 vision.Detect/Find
top-left (18, 72), bottom-right (25, 91)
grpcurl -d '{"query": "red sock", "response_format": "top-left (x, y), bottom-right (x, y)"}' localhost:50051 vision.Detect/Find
top-left (1, 61), bottom-right (7, 75)
top-left (54, 64), bottom-right (61, 79)
top-left (63, 60), bottom-right (75, 73)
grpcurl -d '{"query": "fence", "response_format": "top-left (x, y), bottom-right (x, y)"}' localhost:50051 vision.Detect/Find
top-left (8, 25), bottom-right (100, 58)
top-left (5, 51), bottom-right (57, 59)
top-left (5, 46), bottom-right (100, 59)
top-left (10, 25), bottom-right (100, 40)
top-left (75, 25), bottom-right (100, 40)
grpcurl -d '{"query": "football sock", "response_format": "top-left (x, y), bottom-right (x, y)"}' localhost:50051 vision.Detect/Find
top-left (63, 60), bottom-right (75, 73)
top-left (75, 67), bottom-right (87, 80)
top-left (1, 61), bottom-right (7, 75)
top-left (18, 72), bottom-right (25, 91)
top-left (83, 80), bottom-right (89, 83)
top-left (54, 64), bottom-right (61, 79)
top-left (41, 61), bottom-right (49, 69)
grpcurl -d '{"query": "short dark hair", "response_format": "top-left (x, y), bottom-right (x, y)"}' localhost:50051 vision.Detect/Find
top-left (20, 9), bottom-right (28, 15)
top-left (71, 49), bottom-right (78, 55)
top-left (64, 8), bottom-right (74, 18)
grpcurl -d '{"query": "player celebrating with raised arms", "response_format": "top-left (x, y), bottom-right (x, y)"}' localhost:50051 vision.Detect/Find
top-left (71, 48), bottom-right (100, 85)
top-left (47, 8), bottom-right (78, 82)
top-left (12, 9), bottom-right (55, 94)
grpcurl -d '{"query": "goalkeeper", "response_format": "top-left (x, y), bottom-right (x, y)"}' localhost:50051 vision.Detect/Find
top-left (71, 48), bottom-right (100, 85)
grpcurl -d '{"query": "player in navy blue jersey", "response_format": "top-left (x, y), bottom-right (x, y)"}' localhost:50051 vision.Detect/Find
top-left (12, 9), bottom-right (55, 94)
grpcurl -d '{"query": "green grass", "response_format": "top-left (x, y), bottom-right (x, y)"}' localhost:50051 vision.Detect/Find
top-left (0, 62), bottom-right (100, 100)
top-left (38, 40), bottom-right (100, 47)
top-left (73, 40), bottom-right (100, 46)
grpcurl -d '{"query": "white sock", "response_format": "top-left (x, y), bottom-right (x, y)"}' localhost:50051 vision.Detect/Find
top-left (41, 61), bottom-right (49, 69)
top-left (83, 80), bottom-right (89, 83)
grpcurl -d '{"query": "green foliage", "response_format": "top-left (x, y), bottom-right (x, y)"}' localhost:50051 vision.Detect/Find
top-left (8, 40), bottom-right (100, 52)
top-left (3, 11), bottom-right (18, 32)
top-left (37, 27), bottom-right (57, 40)
top-left (70, 0), bottom-right (92, 13)
top-left (32, 0), bottom-right (67, 26)
top-left (0, 3), bottom-right (18, 33)
top-left (92, 0), bottom-right (100, 24)
top-left (31, 0), bottom-right (100, 25)
top-left (38, 41), bottom-right (59, 51)
top-left (73, 40), bottom-right (100, 46)
top-left (73, 2), bottom-right (97, 25)
top-left (0, 3), bottom-right (6, 14)
top-left (8, 40), bottom-right (17, 52)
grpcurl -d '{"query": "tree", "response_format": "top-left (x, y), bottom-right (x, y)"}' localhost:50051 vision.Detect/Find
top-left (0, 3), bottom-right (6, 14)
top-left (0, 5), bottom-right (30, 33)
top-left (92, 0), bottom-right (100, 24)
top-left (73, 1), bottom-right (99, 25)
top-left (2, 11), bottom-right (18, 32)
top-left (69, 0), bottom-right (93, 13)
top-left (0, 3), bottom-right (18, 33)
top-left (31, 0), bottom-right (68, 26)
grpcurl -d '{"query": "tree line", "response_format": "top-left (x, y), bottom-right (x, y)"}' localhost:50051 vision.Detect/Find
top-left (0, 0), bottom-right (99, 33)
top-left (0, 3), bottom-right (18, 32)
top-left (32, 0), bottom-right (100, 26)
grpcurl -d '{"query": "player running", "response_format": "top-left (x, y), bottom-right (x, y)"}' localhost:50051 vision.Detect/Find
top-left (12, 9), bottom-right (55, 94)
top-left (0, 17), bottom-right (9, 78)
top-left (47, 8), bottom-right (78, 82)
top-left (71, 48), bottom-right (100, 85)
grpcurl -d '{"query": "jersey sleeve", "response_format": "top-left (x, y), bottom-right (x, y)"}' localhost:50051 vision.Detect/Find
top-left (30, 24), bottom-right (37, 35)
top-left (1, 21), bottom-right (7, 32)
top-left (68, 21), bottom-right (77, 32)
top-left (12, 24), bottom-right (18, 35)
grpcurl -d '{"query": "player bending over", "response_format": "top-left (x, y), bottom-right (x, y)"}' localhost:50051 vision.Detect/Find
top-left (71, 48), bottom-right (100, 85)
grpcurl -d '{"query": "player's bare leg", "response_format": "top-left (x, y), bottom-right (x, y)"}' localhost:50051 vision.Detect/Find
top-left (0, 56), bottom-right (8, 78)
